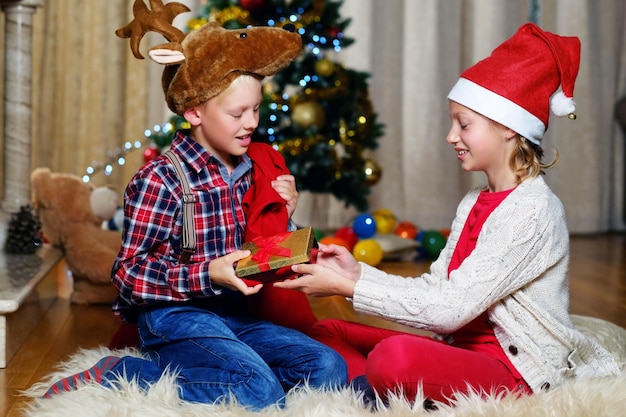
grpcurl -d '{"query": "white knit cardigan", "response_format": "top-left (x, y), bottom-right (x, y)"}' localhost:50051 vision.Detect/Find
top-left (353, 176), bottom-right (620, 392)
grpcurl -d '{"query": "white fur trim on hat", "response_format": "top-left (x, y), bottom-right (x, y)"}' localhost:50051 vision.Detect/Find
top-left (447, 78), bottom-right (545, 146)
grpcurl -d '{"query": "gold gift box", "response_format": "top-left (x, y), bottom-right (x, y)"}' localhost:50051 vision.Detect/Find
top-left (235, 227), bottom-right (315, 277)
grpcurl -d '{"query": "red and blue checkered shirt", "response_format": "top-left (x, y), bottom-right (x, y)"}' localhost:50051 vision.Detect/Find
top-left (111, 131), bottom-right (252, 322)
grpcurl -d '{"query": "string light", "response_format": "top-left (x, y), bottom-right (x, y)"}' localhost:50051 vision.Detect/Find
top-left (81, 121), bottom-right (179, 183)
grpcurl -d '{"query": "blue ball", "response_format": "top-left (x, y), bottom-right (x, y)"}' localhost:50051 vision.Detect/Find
top-left (352, 214), bottom-right (377, 239)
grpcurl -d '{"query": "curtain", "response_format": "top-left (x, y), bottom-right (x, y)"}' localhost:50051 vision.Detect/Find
top-left (323, 0), bottom-right (626, 233)
top-left (25, 0), bottom-right (150, 197)
top-left (12, 0), bottom-right (198, 200)
top-left (1, 0), bottom-right (623, 232)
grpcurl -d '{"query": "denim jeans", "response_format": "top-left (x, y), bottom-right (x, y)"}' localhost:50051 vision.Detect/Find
top-left (104, 303), bottom-right (347, 410)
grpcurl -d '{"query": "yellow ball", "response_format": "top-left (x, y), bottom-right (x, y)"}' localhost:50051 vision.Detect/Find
top-left (372, 208), bottom-right (394, 218)
top-left (372, 208), bottom-right (397, 234)
top-left (353, 239), bottom-right (384, 266)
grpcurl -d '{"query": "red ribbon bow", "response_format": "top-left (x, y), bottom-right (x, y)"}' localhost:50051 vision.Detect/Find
top-left (250, 232), bottom-right (292, 272)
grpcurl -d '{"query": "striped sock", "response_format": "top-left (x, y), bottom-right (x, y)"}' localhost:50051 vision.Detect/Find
top-left (43, 356), bottom-right (122, 398)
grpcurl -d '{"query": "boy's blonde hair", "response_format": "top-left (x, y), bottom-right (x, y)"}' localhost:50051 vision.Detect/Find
top-left (211, 74), bottom-right (263, 106)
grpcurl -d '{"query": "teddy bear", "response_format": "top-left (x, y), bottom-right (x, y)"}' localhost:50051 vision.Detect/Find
top-left (30, 167), bottom-right (122, 304)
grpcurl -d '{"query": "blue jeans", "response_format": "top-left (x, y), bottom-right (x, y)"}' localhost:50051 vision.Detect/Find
top-left (105, 303), bottom-right (347, 410)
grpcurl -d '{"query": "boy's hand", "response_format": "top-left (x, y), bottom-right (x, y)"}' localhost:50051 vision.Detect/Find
top-left (272, 174), bottom-right (298, 218)
top-left (209, 250), bottom-right (263, 295)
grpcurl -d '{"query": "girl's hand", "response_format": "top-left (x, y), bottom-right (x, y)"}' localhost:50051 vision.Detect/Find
top-left (273, 263), bottom-right (357, 298)
top-left (313, 243), bottom-right (362, 281)
top-left (273, 243), bottom-right (362, 298)
top-left (272, 174), bottom-right (298, 218)
top-left (209, 250), bottom-right (263, 295)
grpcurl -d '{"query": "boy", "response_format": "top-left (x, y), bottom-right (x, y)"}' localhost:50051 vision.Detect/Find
top-left (44, 1), bottom-right (346, 410)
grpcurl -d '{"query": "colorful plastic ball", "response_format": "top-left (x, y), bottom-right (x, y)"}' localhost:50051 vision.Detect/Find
top-left (421, 230), bottom-right (447, 258)
top-left (352, 213), bottom-right (377, 239)
top-left (352, 239), bottom-right (384, 266)
top-left (334, 226), bottom-right (358, 250)
top-left (372, 208), bottom-right (395, 219)
top-left (313, 228), bottom-right (326, 242)
top-left (440, 228), bottom-right (451, 239)
top-left (319, 236), bottom-right (351, 251)
top-left (372, 208), bottom-right (397, 234)
top-left (414, 229), bottom-right (426, 257)
top-left (395, 221), bottom-right (418, 239)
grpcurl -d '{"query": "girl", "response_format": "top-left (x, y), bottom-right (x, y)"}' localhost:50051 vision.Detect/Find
top-left (275, 23), bottom-right (620, 405)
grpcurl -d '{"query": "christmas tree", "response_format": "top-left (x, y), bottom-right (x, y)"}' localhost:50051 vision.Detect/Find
top-left (147, 0), bottom-right (384, 212)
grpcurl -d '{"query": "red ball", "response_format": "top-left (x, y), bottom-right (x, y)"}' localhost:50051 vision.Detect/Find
top-left (334, 226), bottom-right (358, 250)
top-left (395, 221), bottom-right (418, 240)
top-left (239, 0), bottom-right (268, 13)
top-left (143, 147), bottom-right (160, 162)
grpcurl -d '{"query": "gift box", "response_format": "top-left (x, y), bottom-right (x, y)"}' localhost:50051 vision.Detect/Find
top-left (235, 227), bottom-right (315, 278)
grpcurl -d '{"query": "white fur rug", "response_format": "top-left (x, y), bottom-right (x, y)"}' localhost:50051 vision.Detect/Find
top-left (20, 315), bottom-right (626, 417)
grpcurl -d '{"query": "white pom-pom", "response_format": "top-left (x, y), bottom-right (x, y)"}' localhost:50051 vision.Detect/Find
top-left (550, 91), bottom-right (576, 117)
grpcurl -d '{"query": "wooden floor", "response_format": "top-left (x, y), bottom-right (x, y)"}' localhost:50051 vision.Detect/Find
top-left (2, 233), bottom-right (625, 416)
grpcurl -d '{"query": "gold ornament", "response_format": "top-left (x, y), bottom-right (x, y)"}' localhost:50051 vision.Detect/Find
top-left (291, 101), bottom-right (325, 130)
top-left (363, 157), bottom-right (382, 185)
top-left (315, 58), bottom-right (335, 77)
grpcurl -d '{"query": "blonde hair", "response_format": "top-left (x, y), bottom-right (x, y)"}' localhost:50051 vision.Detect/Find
top-left (509, 135), bottom-right (559, 183)
top-left (484, 116), bottom-right (559, 184)
top-left (212, 73), bottom-right (263, 106)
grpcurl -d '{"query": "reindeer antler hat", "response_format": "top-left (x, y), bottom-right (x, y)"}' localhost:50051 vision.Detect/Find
top-left (116, 0), bottom-right (302, 116)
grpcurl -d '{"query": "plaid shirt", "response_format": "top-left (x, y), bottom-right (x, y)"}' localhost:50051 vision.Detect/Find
top-left (112, 131), bottom-right (252, 322)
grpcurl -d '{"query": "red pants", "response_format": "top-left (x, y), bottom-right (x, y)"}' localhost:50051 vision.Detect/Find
top-left (309, 318), bottom-right (531, 404)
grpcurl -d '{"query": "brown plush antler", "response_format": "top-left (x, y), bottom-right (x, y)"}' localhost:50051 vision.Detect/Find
top-left (115, 0), bottom-right (190, 59)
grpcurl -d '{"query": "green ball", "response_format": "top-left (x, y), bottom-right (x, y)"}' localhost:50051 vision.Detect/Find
top-left (313, 228), bottom-right (326, 242)
top-left (421, 230), bottom-right (447, 258)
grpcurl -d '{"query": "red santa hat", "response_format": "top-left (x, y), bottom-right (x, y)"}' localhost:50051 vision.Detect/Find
top-left (447, 23), bottom-right (581, 145)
